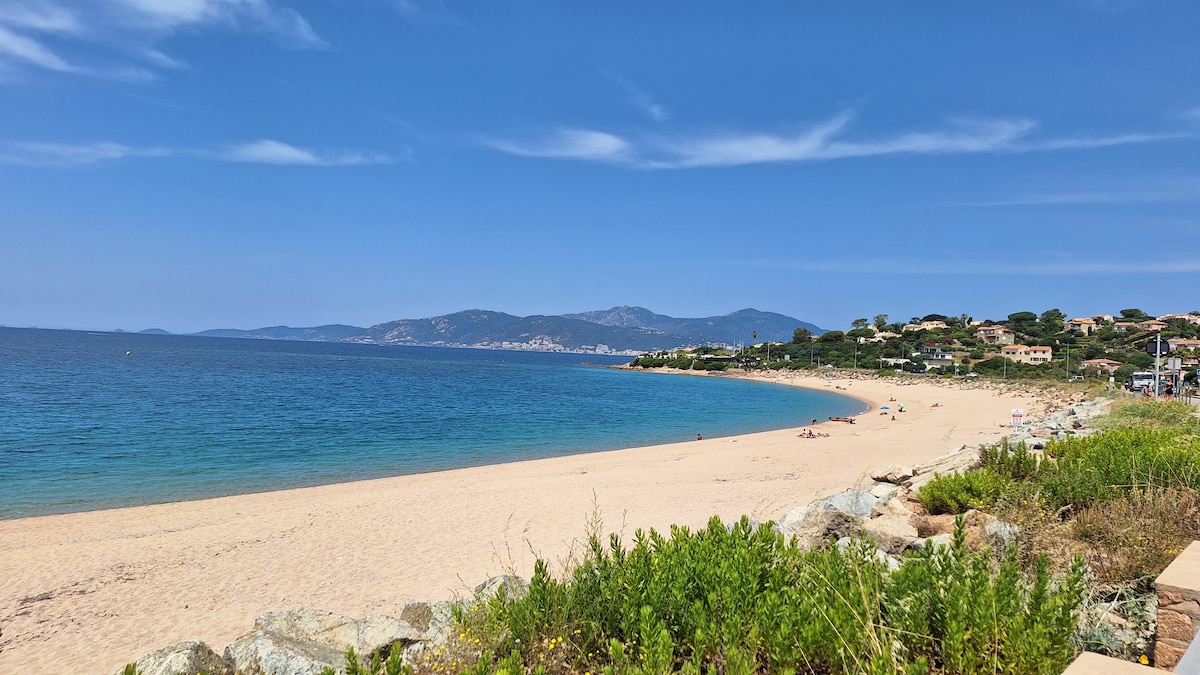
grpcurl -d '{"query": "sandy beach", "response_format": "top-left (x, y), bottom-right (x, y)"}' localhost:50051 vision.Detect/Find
top-left (0, 372), bottom-right (1061, 673)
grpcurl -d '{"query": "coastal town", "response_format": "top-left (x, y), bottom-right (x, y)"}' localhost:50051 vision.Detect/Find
top-left (634, 308), bottom-right (1200, 396)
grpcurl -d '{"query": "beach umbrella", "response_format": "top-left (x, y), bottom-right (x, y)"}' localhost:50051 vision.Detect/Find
top-left (881, 406), bottom-right (890, 410)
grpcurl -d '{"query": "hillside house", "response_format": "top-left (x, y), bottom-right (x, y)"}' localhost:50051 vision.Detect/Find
top-left (903, 320), bottom-right (949, 332)
top-left (975, 325), bottom-right (1015, 345)
top-left (1168, 338), bottom-right (1200, 351)
top-left (1137, 320), bottom-right (1169, 332)
top-left (1160, 313), bottom-right (1200, 326)
top-left (1064, 318), bottom-right (1096, 335)
top-left (1001, 344), bottom-right (1054, 365)
top-left (1113, 322), bottom-right (1137, 333)
top-left (915, 344), bottom-right (955, 369)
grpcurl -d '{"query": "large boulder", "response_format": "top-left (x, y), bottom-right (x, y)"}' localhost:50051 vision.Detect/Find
top-left (225, 609), bottom-right (422, 675)
top-left (870, 465), bottom-right (915, 485)
top-left (904, 447), bottom-right (982, 491)
top-left (116, 640), bottom-right (233, 675)
top-left (473, 575), bottom-right (529, 603)
top-left (777, 506), bottom-right (863, 550)
top-left (861, 515), bottom-right (920, 555)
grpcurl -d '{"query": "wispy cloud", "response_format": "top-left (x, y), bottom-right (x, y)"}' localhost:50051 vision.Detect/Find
top-left (720, 255), bottom-right (1200, 276)
top-left (0, 138), bottom-right (391, 167)
top-left (484, 129), bottom-right (631, 162)
top-left (485, 111), bottom-right (1192, 169)
top-left (606, 72), bottom-right (668, 122)
top-left (0, 0), bottom-right (325, 82)
top-left (214, 140), bottom-right (390, 166)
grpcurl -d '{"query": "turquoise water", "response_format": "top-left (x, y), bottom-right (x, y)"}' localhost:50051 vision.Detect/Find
top-left (0, 328), bottom-right (864, 518)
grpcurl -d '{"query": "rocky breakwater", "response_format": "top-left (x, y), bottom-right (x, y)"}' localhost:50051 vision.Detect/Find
top-left (116, 577), bottom-right (527, 675)
top-left (773, 394), bottom-right (1112, 569)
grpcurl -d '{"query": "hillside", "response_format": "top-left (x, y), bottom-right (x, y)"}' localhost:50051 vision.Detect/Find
top-left (189, 307), bottom-right (825, 354)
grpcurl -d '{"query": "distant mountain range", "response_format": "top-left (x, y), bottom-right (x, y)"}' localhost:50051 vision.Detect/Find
top-left (188, 307), bottom-right (826, 355)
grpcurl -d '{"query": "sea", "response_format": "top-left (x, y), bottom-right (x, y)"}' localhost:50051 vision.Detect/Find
top-left (0, 327), bottom-right (865, 519)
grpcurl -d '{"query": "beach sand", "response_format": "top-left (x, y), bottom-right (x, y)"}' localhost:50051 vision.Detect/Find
top-left (0, 373), bottom-right (1059, 673)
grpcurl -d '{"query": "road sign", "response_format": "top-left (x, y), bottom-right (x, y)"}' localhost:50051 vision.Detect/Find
top-left (1147, 340), bottom-right (1172, 356)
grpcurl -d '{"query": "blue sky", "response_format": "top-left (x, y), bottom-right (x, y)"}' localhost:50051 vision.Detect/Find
top-left (1, 1), bottom-right (1197, 334)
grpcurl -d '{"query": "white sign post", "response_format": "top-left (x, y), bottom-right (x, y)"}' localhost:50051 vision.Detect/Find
top-left (1011, 408), bottom-right (1025, 427)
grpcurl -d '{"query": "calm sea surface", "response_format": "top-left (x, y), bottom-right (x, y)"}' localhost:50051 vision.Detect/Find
top-left (0, 328), bottom-right (864, 518)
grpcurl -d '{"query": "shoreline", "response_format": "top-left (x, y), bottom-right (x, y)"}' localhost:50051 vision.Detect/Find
top-left (0, 373), bottom-right (1065, 673)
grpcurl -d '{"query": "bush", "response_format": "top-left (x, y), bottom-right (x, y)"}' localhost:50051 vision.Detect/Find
top-left (468, 516), bottom-right (1084, 674)
top-left (917, 469), bottom-right (1014, 515)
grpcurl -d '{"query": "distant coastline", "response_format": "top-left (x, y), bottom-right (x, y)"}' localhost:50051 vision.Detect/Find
top-left (26, 305), bottom-right (826, 355)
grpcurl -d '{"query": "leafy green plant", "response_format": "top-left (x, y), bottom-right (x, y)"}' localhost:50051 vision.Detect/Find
top-left (917, 468), bottom-right (1013, 515)
top-left (465, 516), bottom-right (1084, 673)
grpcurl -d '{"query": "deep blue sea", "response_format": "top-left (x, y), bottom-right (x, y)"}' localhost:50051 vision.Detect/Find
top-left (0, 328), bottom-right (864, 518)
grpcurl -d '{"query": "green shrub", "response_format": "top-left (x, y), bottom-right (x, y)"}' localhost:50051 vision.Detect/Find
top-left (1039, 428), bottom-right (1200, 508)
top-left (917, 469), bottom-right (1014, 515)
top-left (470, 516), bottom-right (1084, 674)
top-left (981, 439), bottom-right (1040, 481)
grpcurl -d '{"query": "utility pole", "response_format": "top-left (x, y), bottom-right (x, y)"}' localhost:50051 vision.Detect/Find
top-left (1154, 332), bottom-right (1162, 400)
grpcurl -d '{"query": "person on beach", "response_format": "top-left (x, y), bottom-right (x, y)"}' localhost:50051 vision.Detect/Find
top-left (696, 433), bottom-right (703, 441)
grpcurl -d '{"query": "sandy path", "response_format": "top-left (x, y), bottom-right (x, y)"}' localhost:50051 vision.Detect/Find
top-left (0, 373), bottom-right (1052, 674)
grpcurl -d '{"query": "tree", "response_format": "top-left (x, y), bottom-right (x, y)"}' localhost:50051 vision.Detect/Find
top-left (921, 314), bottom-right (949, 323)
top-left (1120, 308), bottom-right (1151, 320)
top-left (873, 314), bottom-right (889, 330)
top-left (818, 330), bottom-right (846, 344)
top-left (1040, 309), bottom-right (1066, 335)
top-left (792, 327), bottom-right (812, 344)
top-left (1006, 311), bottom-right (1040, 337)
top-left (851, 318), bottom-right (869, 330)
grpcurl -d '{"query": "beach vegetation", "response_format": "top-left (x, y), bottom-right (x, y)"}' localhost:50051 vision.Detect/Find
top-left (911, 400), bottom-right (1200, 664)
top-left (431, 517), bottom-right (1084, 674)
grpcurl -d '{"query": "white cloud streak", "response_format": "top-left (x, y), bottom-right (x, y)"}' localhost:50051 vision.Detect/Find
top-left (720, 256), bottom-right (1200, 276)
top-left (215, 140), bottom-right (390, 166)
top-left (0, 138), bottom-right (391, 167)
top-left (484, 129), bottom-right (631, 162)
top-left (0, 23), bottom-right (74, 71)
top-left (485, 111), bottom-right (1193, 169)
top-left (0, 0), bottom-right (324, 81)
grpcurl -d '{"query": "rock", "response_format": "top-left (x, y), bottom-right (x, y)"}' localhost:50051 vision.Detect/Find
top-left (777, 489), bottom-right (882, 533)
top-left (117, 641), bottom-right (233, 675)
top-left (922, 533), bottom-right (955, 550)
top-left (473, 575), bottom-right (529, 603)
top-left (912, 514), bottom-right (957, 538)
top-left (870, 465), bottom-right (914, 484)
top-left (861, 515), bottom-right (920, 555)
top-left (905, 448), bottom-right (982, 491)
top-left (778, 508), bottom-right (863, 549)
top-left (983, 518), bottom-right (1021, 550)
top-left (876, 497), bottom-right (915, 519)
top-left (834, 538), bottom-right (900, 572)
top-left (825, 490), bottom-right (883, 518)
top-left (225, 609), bottom-right (422, 675)
top-left (868, 482), bottom-right (901, 503)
